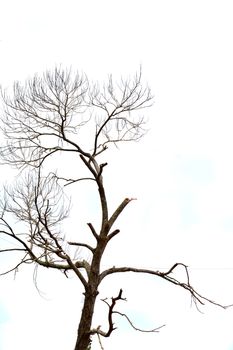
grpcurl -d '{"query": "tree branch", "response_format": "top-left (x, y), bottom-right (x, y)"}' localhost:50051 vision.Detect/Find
top-left (107, 229), bottom-right (120, 241)
top-left (87, 223), bottom-right (98, 240)
top-left (99, 264), bottom-right (232, 309)
top-left (68, 241), bottom-right (94, 253)
top-left (113, 311), bottom-right (165, 333)
top-left (90, 289), bottom-right (125, 337)
top-left (108, 198), bottom-right (135, 230)
top-left (0, 248), bottom-right (27, 253)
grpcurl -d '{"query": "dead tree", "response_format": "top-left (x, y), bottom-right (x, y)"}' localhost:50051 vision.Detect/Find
top-left (0, 68), bottom-right (229, 350)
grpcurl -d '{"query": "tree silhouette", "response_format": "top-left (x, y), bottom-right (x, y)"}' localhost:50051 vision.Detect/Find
top-left (0, 67), bottom-right (229, 350)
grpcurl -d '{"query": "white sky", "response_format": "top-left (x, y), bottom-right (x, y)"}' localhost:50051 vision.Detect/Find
top-left (1, 0), bottom-right (233, 349)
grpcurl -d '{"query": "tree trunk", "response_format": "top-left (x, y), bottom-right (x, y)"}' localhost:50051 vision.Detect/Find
top-left (74, 238), bottom-right (107, 350)
top-left (74, 287), bottom-right (98, 350)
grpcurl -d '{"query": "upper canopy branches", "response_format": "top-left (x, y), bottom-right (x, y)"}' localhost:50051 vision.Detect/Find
top-left (0, 67), bottom-right (153, 169)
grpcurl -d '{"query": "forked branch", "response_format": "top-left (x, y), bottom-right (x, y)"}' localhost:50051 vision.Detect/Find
top-left (90, 289), bottom-right (165, 339)
top-left (99, 264), bottom-right (232, 310)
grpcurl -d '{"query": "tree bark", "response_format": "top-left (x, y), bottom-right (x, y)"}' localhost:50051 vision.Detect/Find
top-left (74, 238), bottom-right (108, 350)
top-left (74, 287), bottom-right (98, 350)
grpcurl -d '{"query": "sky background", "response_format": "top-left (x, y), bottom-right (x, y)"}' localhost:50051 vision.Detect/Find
top-left (1, 0), bottom-right (233, 349)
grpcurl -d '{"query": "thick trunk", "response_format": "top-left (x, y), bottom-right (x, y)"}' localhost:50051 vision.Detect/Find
top-left (74, 288), bottom-right (98, 350)
top-left (74, 238), bottom-right (107, 350)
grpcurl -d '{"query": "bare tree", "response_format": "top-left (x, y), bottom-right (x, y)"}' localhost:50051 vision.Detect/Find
top-left (0, 67), bottom-right (229, 350)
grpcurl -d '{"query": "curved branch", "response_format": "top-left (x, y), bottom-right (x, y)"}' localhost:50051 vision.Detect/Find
top-left (0, 256), bottom-right (32, 276)
top-left (91, 288), bottom-right (164, 340)
top-left (0, 226), bottom-right (36, 261)
top-left (99, 265), bottom-right (232, 309)
top-left (68, 241), bottom-right (94, 253)
top-left (90, 289), bottom-right (125, 337)
top-left (0, 230), bottom-right (73, 272)
top-left (113, 311), bottom-right (165, 333)
top-left (60, 177), bottom-right (95, 187)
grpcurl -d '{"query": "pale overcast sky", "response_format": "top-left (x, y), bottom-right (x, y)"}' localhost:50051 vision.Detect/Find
top-left (1, 1), bottom-right (233, 349)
